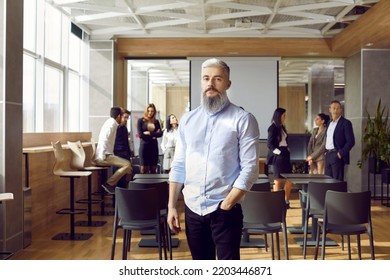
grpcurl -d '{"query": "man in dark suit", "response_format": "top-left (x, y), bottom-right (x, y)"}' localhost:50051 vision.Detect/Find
top-left (325, 100), bottom-right (355, 181)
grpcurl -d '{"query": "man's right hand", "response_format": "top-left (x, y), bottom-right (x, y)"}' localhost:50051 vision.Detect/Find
top-left (167, 207), bottom-right (181, 234)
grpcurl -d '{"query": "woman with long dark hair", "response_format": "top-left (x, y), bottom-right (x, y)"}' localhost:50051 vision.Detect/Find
top-left (137, 103), bottom-right (162, 174)
top-left (306, 113), bottom-right (330, 174)
top-left (266, 107), bottom-right (293, 208)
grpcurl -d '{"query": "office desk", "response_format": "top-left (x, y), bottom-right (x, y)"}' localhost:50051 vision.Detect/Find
top-left (281, 173), bottom-right (340, 247)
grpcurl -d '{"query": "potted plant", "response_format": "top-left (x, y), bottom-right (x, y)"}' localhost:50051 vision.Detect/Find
top-left (359, 98), bottom-right (389, 173)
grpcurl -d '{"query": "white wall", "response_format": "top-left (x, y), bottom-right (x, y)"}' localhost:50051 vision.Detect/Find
top-left (189, 57), bottom-right (279, 139)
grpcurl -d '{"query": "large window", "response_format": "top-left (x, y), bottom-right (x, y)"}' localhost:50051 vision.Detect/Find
top-left (23, 54), bottom-right (36, 132)
top-left (44, 65), bottom-right (63, 131)
top-left (23, 0), bottom-right (87, 132)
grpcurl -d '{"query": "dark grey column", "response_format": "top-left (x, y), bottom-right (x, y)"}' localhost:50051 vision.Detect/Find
top-left (0, 0), bottom-right (24, 254)
top-left (345, 50), bottom-right (390, 193)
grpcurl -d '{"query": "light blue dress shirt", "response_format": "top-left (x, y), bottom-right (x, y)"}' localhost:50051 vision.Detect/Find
top-left (169, 100), bottom-right (260, 216)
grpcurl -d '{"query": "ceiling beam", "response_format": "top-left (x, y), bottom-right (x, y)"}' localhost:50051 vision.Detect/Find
top-left (332, 0), bottom-right (390, 56)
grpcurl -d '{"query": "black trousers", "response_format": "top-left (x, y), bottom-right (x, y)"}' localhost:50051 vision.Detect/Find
top-left (325, 150), bottom-right (345, 181)
top-left (185, 204), bottom-right (243, 260)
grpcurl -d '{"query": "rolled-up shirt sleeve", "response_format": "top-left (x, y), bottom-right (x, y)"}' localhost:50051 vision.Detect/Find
top-left (233, 113), bottom-right (260, 190)
top-left (169, 118), bottom-right (187, 184)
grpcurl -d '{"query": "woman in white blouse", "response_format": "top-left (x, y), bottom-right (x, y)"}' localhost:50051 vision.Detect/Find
top-left (161, 114), bottom-right (179, 173)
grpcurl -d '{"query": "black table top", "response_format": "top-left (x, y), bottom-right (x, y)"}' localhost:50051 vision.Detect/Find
top-left (133, 173), bottom-right (169, 179)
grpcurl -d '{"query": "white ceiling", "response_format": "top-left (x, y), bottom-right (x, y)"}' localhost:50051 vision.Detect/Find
top-left (52, 0), bottom-right (379, 85)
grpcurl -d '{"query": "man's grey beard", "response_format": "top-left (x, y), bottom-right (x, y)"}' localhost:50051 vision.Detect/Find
top-left (201, 91), bottom-right (229, 113)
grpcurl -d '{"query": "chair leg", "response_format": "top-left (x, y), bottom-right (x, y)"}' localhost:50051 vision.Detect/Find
top-left (270, 233), bottom-right (275, 260)
top-left (314, 222), bottom-right (320, 260)
top-left (321, 225), bottom-right (326, 260)
top-left (347, 235), bottom-right (351, 260)
top-left (357, 234), bottom-right (362, 260)
top-left (111, 206), bottom-right (119, 260)
top-left (369, 232), bottom-right (375, 260)
top-left (110, 225), bottom-right (118, 260)
top-left (157, 225), bottom-right (162, 260)
top-left (122, 230), bottom-right (129, 260)
top-left (341, 235), bottom-right (345, 250)
top-left (276, 232), bottom-right (281, 260)
top-left (264, 234), bottom-right (268, 252)
top-left (283, 225), bottom-right (289, 260)
top-left (303, 216), bottom-right (309, 259)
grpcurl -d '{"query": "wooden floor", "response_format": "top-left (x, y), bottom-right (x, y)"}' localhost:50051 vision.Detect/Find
top-left (10, 192), bottom-right (390, 260)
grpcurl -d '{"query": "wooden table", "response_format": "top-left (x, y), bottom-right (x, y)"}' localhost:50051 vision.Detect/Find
top-left (281, 173), bottom-right (340, 247)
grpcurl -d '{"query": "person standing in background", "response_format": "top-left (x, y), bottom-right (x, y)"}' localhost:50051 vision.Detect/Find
top-left (160, 114), bottom-right (179, 173)
top-left (167, 58), bottom-right (260, 260)
top-left (114, 108), bottom-right (132, 187)
top-left (306, 113), bottom-right (330, 174)
top-left (137, 103), bottom-right (163, 174)
top-left (325, 100), bottom-right (355, 181)
top-left (266, 107), bottom-right (293, 209)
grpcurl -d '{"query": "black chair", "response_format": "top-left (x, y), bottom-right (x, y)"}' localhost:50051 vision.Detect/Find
top-left (111, 181), bottom-right (172, 260)
top-left (302, 181), bottom-right (347, 258)
top-left (241, 190), bottom-right (288, 259)
top-left (111, 187), bottom-right (167, 260)
top-left (314, 190), bottom-right (375, 260)
top-left (241, 180), bottom-right (271, 248)
top-left (251, 181), bottom-right (271, 192)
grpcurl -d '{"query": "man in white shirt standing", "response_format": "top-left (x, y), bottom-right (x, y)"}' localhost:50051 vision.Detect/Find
top-left (325, 100), bottom-right (355, 181)
top-left (95, 107), bottom-right (132, 194)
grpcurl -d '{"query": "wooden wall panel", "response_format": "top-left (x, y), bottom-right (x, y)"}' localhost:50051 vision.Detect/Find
top-left (279, 85), bottom-right (306, 133)
top-left (166, 86), bottom-right (190, 122)
top-left (117, 38), bottom-right (337, 58)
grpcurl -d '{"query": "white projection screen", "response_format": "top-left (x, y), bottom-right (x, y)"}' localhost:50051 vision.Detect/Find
top-left (189, 57), bottom-right (279, 140)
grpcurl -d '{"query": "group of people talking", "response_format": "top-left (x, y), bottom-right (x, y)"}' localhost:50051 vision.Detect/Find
top-left (266, 101), bottom-right (355, 208)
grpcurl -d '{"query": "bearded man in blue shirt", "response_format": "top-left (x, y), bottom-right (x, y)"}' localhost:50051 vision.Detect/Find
top-left (167, 58), bottom-right (260, 260)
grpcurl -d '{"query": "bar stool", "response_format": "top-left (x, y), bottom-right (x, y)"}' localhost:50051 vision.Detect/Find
top-left (51, 141), bottom-right (93, 240)
top-left (90, 138), bottom-right (115, 216)
top-left (0, 192), bottom-right (14, 259)
top-left (67, 140), bottom-right (107, 227)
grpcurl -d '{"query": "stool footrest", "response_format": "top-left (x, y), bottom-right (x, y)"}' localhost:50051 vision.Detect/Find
top-left (74, 220), bottom-right (107, 227)
top-left (56, 208), bottom-right (86, 215)
top-left (91, 210), bottom-right (115, 216)
top-left (76, 198), bottom-right (103, 205)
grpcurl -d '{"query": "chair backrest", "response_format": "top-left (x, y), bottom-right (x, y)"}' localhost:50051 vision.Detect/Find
top-left (67, 140), bottom-right (86, 170)
top-left (324, 190), bottom-right (371, 225)
top-left (251, 181), bottom-right (271, 192)
top-left (128, 180), bottom-right (169, 211)
top-left (307, 181), bottom-right (347, 211)
top-left (90, 138), bottom-right (98, 164)
top-left (242, 190), bottom-right (286, 224)
top-left (115, 187), bottom-right (159, 222)
top-left (52, 141), bottom-right (66, 175)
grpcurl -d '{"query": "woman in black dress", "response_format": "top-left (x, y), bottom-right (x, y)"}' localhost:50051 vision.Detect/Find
top-left (266, 107), bottom-right (293, 208)
top-left (137, 103), bottom-right (162, 174)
